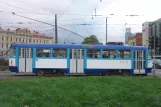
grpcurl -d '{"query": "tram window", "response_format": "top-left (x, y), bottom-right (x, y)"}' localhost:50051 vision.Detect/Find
top-left (8, 48), bottom-right (16, 57)
top-left (36, 48), bottom-right (50, 58)
top-left (102, 49), bottom-right (116, 58)
top-left (53, 49), bottom-right (67, 58)
top-left (87, 49), bottom-right (100, 58)
top-left (118, 50), bottom-right (131, 58)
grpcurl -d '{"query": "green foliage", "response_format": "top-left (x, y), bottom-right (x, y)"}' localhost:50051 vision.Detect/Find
top-left (82, 35), bottom-right (100, 44)
top-left (0, 76), bottom-right (161, 107)
top-left (0, 66), bottom-right (8, 71)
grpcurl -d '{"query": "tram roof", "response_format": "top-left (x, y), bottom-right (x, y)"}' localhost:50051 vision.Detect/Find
top-left (10, 43), bottom-right (148, 50)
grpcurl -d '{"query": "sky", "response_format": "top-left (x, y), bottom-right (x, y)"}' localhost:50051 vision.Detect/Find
top-left (0, 0), bottom-right (161, 44)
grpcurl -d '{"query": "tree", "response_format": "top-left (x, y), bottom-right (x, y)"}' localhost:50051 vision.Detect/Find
top-left (82, 35), bottom-right (100, 44)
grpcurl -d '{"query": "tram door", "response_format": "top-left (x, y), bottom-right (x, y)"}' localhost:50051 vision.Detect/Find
top-left (70, 49), bottom-right (84, 74)
top-left (134, 50), bottom-right (146, 74)
top-left (19, 48), bottom-right (33, 72)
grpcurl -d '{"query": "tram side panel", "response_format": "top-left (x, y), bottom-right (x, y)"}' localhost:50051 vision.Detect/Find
top-left (84, 59), bottom-right (132, 74)
top-left (9, 57), bottom-right (18, 73)
top-left (147, 58), bottom-right (153, 73)
top-left (33, 58), bottom-right (69, 73)
top-left (32, 48), bottom-right (70, 74)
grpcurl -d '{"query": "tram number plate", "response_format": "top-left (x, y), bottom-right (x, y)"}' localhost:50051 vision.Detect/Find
top-left (120, 61), bottom-right (128, 63)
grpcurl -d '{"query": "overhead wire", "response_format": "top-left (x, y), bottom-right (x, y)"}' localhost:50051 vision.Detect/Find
top-left (0, 1), bottom-right (52, 16)
top-left (58, 0), bottom-right (75, 19)
top-left (12, 12), bottom-right (86, 38)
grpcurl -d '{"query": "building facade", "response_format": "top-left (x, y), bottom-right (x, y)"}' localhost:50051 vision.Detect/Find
top-left (0, 28), bottom-right (53, 56)
top-left (142, 18), bottom-right (161, 56)
top-left (148, 18), bottom-right (161, 56)
top-left (128, 33), bottom-right (142, 46)
top-left (125, 28), bottom-right (132, 45)
top-left (128, 35), bottom-right (136, 46)
top-left (142, 22), bottom-right (151, 46)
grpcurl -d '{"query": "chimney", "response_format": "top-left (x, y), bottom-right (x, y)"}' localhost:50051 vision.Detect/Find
top-left (36, 31), bottom-right (38, 34)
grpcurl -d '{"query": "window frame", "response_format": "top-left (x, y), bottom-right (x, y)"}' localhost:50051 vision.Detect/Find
top-left (52, 48), bottom-right (68, 59)
top-left (102, 49), bottom-right (117, 59)
top-left (8, 47), bottom-right (16, 58)
top-left (36, 48), bottom-right (51, 58)
top-left (86, 49), bottom-right (101, 59)
top-left (117, 49), bottom-right (132, 59)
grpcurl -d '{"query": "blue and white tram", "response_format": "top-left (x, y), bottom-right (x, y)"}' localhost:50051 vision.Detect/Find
top-left (8, 43), bottom-right (153, 76)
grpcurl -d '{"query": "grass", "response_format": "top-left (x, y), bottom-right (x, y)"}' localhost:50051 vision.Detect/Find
top-left (0, 76), bottom-right (161, 107)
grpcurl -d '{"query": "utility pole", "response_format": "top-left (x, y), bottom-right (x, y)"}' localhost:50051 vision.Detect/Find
top-left (94, 8), bottom-right (96, 16)
top-left (55, 14), bottom-right (58, 43)
top-left (153, 31), bottom-right (156, 75)
top-left (106, 17), bottom-right (108, 45)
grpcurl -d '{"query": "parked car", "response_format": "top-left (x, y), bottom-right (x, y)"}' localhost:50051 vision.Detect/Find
top-left (152, 59), bottom-right (161, 69)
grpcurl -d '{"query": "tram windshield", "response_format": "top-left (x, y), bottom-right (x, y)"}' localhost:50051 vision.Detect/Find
top-left (8, 48), bottom-right (16, 58)
top-left (148, 56), bottom-right (152, 60)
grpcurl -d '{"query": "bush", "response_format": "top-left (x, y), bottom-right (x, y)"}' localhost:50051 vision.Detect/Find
top-left (0, 66), bottom-right (8, 71)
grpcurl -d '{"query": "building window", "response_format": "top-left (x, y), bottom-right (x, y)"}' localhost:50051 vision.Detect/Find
top-left (19, 38), bottom-right (21, 42)
top-left (2, 36), bottom-right (3, 41)
top-left (6, 37), bottom-right (8, 41)
top-left (2, 43), bottom-right (3, 48)
top-left (10, 37), bottom-right (12, 42)
top-left (29, 39), bottom-right (31, 43)
top-left (16, 38), bottom-right (18, 42)
top-left (6, 43), bottom-right (8, 49)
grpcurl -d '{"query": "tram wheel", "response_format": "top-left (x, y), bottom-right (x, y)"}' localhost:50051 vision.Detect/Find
top-left (36, 70), bottom-right (44, 77)
top-left (122, 71), bottom-right (130, 76)
top-left (105, 72), bottom-right (110, 76)
top-left (57, 71), bottom-right (64, 77)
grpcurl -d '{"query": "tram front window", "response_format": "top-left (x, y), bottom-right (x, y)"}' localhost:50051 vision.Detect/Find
top-left (8, 48), bottom-right (16, 58)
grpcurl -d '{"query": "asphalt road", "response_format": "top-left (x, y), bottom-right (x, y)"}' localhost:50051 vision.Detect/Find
top-left (0, 70), bottom-right (37, 80)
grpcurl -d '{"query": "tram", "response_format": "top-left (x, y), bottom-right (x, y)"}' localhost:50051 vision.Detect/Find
top-left (8, 43), bottom-right (153, 77)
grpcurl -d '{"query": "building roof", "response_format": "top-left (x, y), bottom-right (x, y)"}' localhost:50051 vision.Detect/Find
top-left (10, 43), bottom-right (148, 50)
top-left (32, 31), bottom-right (52, 39)
top-left (0, 27), bottom-right (53, 39)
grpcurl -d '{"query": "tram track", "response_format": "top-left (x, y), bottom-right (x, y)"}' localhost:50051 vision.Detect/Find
top-left (0, 70), bottom-right (161, 80)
